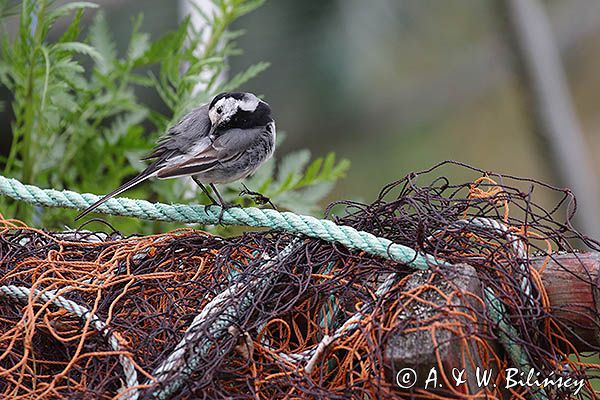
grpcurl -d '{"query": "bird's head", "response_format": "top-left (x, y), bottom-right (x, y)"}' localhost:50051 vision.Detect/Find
top-left (207, 92), bottom-right (272, 136)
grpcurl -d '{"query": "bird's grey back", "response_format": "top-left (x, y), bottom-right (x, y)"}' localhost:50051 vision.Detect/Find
top-left (144, 105), bottom-right (211, 160)
top-left (155, 124), bottom-right (275, 181)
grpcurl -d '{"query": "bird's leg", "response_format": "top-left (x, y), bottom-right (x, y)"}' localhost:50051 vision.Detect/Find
top-left (192, 177), bottom-right (223, 219)
top-left (210, 183), bottom-right (238, 224)
top-left (239, 183), bottom-right (277, 210)
top-left (192, 177), bottom-right (218, 205)
top-left (209, 183), bottom-right (229, 207)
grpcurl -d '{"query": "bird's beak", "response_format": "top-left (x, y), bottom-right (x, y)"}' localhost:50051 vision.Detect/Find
top-left (208, 123), bottom-right (218, 140)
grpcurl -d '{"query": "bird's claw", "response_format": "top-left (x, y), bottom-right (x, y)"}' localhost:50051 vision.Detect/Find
top-left (204, 201), bottom-right (241, 225)
top-left (239, 184), bottom-right (278, 210)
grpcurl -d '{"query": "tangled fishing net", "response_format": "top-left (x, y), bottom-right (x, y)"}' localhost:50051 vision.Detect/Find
top-left (0, 161), bottom-right (599, 399)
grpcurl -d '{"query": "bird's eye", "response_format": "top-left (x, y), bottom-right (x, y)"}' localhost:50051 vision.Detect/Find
top-left (216, 107), bottom-right (223, 114)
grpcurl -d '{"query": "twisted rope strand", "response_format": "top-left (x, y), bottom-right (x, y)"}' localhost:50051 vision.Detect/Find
top-left (149, 240), bottom-right (300, 399)
top-left (0, 175), bottom-right (437, 269)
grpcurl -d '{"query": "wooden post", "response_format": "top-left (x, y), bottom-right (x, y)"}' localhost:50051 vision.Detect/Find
top-left (536, 252), bottom-right (600, 350)
top-left (383, 263), bottom-right (490, 397)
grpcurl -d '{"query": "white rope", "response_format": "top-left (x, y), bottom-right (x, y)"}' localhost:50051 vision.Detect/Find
top-left (148, 239), bottom-right (300, 399)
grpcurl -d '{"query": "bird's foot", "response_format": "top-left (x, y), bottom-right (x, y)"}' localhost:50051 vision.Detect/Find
top-left (239, 183), bottom-right (278, 210)
top-left (204, 201), bottom-right (240, 225)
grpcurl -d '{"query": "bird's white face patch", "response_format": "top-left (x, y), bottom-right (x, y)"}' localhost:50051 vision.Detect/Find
top-left (208, 93), bottom-right (260, 126)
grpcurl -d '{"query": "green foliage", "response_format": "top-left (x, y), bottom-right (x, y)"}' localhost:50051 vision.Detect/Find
top-left (0, 0), bottom-right (349, 233)
top-left (241, 148), bottom-right (350, 214)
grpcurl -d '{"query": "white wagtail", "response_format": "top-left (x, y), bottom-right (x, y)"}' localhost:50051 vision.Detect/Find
top-left (75, 92), bottom-right (276, 220)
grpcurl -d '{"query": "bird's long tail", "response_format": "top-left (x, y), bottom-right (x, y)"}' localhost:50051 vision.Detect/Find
top-left (74, 168), bottom-right (158, 221)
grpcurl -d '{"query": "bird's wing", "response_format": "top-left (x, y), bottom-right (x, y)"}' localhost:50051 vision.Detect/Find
top-left (143, 104), bottom-right (211, 161)
top-left (156, 127), bottom-right (265, 179)
top-left (76, 105), bottom-right (212, 220)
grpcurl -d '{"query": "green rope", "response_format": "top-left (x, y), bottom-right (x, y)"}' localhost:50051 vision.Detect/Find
top-left (0, 175), bottom-right (438, 269)
top-left (485, 288), bottom-right (548, 400)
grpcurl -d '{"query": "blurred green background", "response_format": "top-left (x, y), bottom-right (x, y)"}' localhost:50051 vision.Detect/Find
top-left (1, 0), bottom-right (599, 237)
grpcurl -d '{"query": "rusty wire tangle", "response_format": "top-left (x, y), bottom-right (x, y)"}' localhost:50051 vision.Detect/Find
top-left (0, 161), bottom-right (599, 399)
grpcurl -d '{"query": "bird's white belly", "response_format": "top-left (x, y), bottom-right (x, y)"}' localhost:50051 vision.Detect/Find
top-left (194, 163), bottom-right (257, 184)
